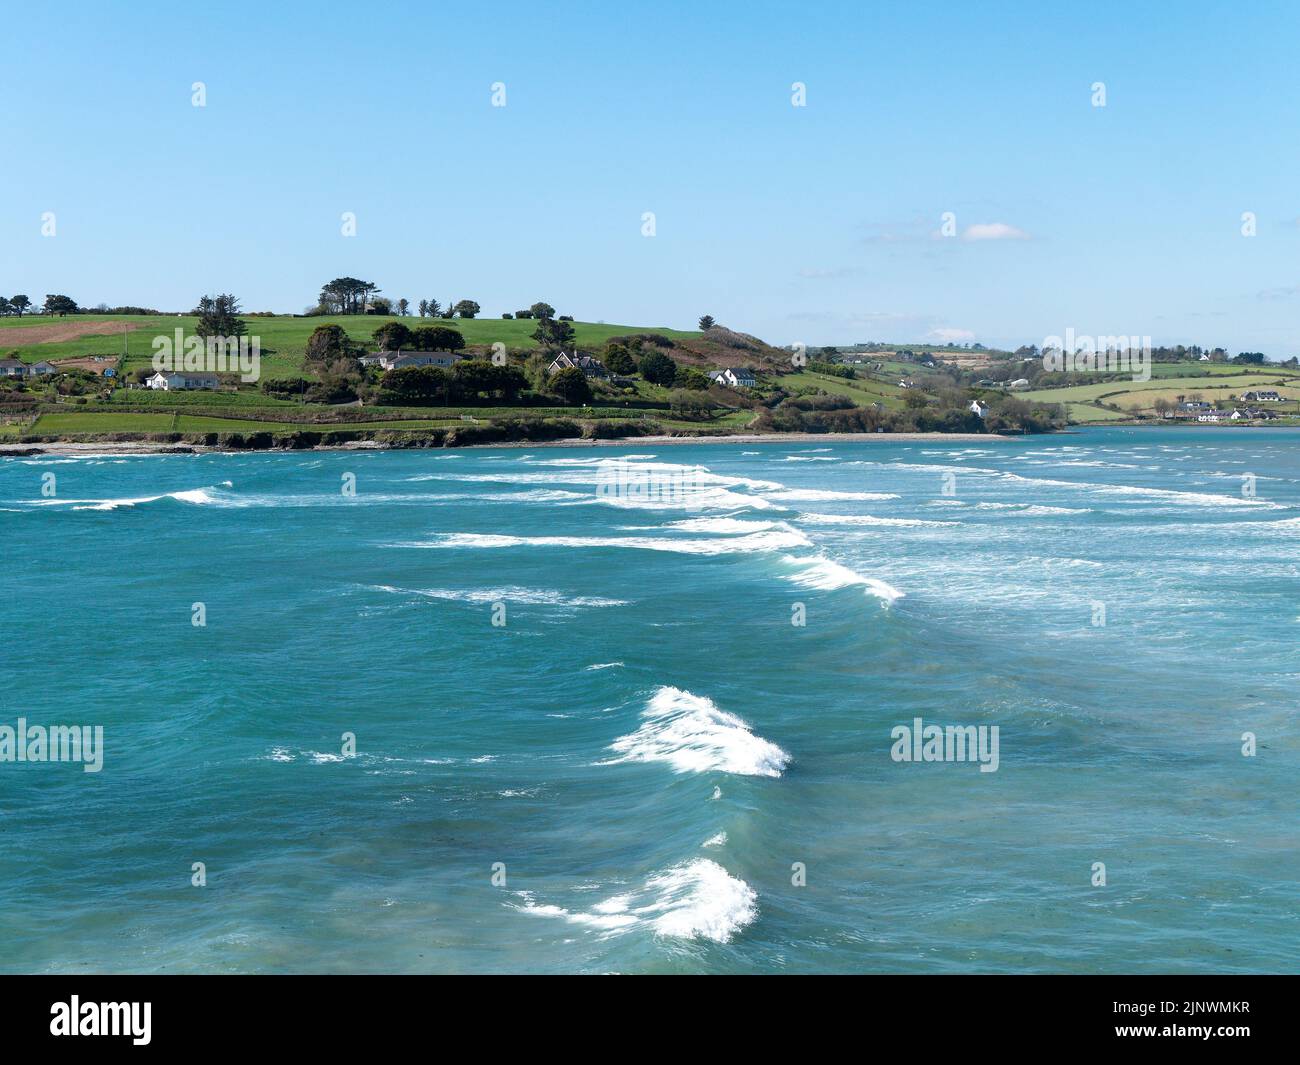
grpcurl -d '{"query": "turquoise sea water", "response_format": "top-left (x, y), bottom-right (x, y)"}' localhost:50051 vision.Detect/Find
top-left (1, 426), bottom-right (1297, 974)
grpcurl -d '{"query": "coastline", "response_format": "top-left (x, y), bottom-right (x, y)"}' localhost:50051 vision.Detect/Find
top-left (0, 431), bottom-right (1027, 457)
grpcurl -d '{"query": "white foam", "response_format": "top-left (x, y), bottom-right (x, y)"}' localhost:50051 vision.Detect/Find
top-left (763, 488), bottom-right (900, 502)
top-left (371, 584), bottom-right (627, 607)
top-left (605, 686), bottom-right (790, 777)
top-left (997, 471), bottom-right (1283, 508)
top-left (973, 502), bottom-right (1091, 516)
top-left (799, 513), bottom-right (959, 528)
top-left (512, 858), bottom-right (757, 943)
top-left (401, 528), bottom-right (813, 556)
top-left (664, 517), bottom-right (787, 534)
top-left (28, 486), bottom-right (220, 511)
top-left (782, 556), bottom-right (906, 602)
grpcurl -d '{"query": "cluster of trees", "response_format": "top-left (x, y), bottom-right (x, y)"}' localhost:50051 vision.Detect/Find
top-left (413, 299), bottom-right (480, 319)
top-left (316, 278), bottom-right (380, 315)
top-left (760, 392), bottom-right (1062, 434)
top-left (600, 338), bottom-right (684, 385)
top-left (379, 360), bottom-right (527, 406)
top-left (0, 295), bottom-right (32, 317)
top-left (372, 322), bottom-right (466, 352)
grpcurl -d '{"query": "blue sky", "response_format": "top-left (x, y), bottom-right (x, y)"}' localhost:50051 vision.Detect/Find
top-left (3, 0), bottom-right (1298, 352)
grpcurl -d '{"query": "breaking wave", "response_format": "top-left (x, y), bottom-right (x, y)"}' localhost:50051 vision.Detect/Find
top-left (511, 858), bottom-right (757, 943)
top-left (604, 686), bottom-right (790, 778)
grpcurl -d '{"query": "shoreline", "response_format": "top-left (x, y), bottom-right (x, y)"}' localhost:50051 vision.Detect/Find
top-left (0, 431), bottom-right (1030, 457)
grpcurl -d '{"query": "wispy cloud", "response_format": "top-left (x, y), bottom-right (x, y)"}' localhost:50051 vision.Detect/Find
top-left (959, 222), bottom-right (1031, 242)
top-left (796, 267), bottom-right (861, 280)
top-left (1257, 284), bottom-right (1299, 300)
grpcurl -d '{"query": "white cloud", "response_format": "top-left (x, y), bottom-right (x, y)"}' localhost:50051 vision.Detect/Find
top-left (961, 222), bottom-right (1030, 242)
top-left (927, 327), bottom-right (976, 343)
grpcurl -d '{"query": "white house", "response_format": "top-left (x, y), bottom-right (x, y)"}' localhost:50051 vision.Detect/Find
top-left (1199, 353), bottom-right (1211, 361)
top-left (709, 367), bottom-right (757, 389)
top-left (368, 350), bottom-right (463, 372)
top-left (30, 361), bottom-right (56, 375)
top-left (969, 400), bottom-right (989, 418)
top-left (1196, 409), bottom-right (1230, 423)
top-left (147, 371), bottom-right (219, 391)
top-left (1240, 390), bottom-right (1283, 403)
top-left (1007, 378), bottom-right (1030, 389)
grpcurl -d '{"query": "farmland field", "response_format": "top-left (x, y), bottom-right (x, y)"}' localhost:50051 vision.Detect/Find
top-left (1019, 371), bottom-right (1300, 405)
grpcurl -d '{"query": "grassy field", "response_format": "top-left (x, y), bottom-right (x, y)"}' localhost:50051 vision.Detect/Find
top-left (784, 370), bottom-right (909, 409)
top-left (0, 314), bottom-right (704, 379)
top-left (1014, 363), bottom-right (1300, 423)
top-left (1019, 372), bottom-right (1297, 405)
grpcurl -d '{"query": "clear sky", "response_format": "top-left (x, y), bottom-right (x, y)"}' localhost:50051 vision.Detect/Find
top-left (3, 0), bottom-right (1297, 353)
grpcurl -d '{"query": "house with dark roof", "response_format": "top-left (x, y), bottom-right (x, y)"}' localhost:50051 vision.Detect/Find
top-left (547, 352), bottom-right (608, 378)
top-left (709, 367), bottom-right (757, 389)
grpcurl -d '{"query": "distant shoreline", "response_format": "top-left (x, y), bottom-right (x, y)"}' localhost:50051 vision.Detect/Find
top-left (0, 431), bottom-right (1028, 457)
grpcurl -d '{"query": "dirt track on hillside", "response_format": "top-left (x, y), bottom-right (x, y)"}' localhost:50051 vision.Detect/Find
top-left (0, 319), bottom-right (139, 345)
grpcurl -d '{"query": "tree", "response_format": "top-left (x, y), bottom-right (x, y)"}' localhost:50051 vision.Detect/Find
top-left (698, 314), bottom-right (715, 330)
top-left (10, 295), bottom-right (30, 317)
top-left (372, 322), bottom-right (414, 351)
top-left (0, 298), bottom-right (10, 317)
top-left (439, 300), bottom-right (454, 319)
top-left (411, 326), bottom-right (465, 352)
top-left (550, 366), bottom-right (592, 404)
top-left (367, 296), bottom-right (392, 315)
top-left (397, 298), bottom-right (410, 317)
top-left (194, 293), bottom-right (246, 339)
top-left (426, 299), bottom-right (441, 318)
top-left (515, 309), bottom-right (534, 319)
top-left (43, 294), bottom-right (79, 316)
top-left (532, 317), bottom-right (575, 352)
top-left (453, 300), bottom-right (481, 319)
top-left (530, 302), bottom-right (556, 321)
top-left (418, 299), bottom-right (429, 318)
top-left (903, 391), bottom-right (928, 409)
top-left (638, 350), bottom-right (677, 385)
top-left (603, 344), bottom-right (635, 375)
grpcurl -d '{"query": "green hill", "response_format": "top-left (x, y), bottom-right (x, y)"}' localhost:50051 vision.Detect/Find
top-left (0, 313), bottom-right (706, 379)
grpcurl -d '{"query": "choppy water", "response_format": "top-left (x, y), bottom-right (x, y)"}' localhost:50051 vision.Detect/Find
top-left (1, 427), bottom-right (1297, 973)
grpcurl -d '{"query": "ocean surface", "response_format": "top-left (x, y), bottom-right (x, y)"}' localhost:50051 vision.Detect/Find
top-left (1, 426), bottom-right (1297, 974)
